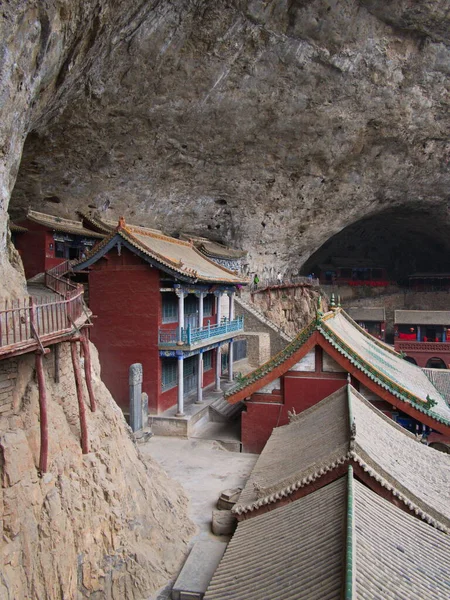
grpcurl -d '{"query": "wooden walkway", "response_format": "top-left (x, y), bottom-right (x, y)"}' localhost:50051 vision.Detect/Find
top-left (0, 264), bottom-right (88, 359)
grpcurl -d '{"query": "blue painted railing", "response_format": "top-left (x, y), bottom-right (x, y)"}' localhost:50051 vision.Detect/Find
top-left (159, 316), bottom-right (244, 346)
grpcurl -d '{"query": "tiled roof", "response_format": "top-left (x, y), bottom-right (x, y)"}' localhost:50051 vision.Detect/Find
top-left (423, 368), bottom-right (450, 406)
top-left (320, 310), bottom-right (450, 424)
top-left (206, 472), bottom-right (450, 600)
top-left (227, 308), bottom-right (450, 428)
top-left (72, 219), bottom-right (248, 284)
top-left (354, 476), bottom-right (450, 600)
top-left (9, 222), bottom-right (28, 233)
top-left (233, 385), bottom-right (450, 531)
top-left (346, 306), bottom-right (385, 322)
top-left (205, 477), bottom-right (346, 600)
top-left (25, 210), bottom-right (104, 238)
top-left (395, 309), bottom-right (450, 325)
top-left (179, 233), bottom-right (246, 260)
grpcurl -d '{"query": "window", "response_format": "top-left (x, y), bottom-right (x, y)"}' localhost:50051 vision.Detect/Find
top-left (162, 294), bottom-right (178, 323)
top-left (55, 242), bottom-right (66, 258)
top-left (185, 295), bottom-right (197, 315)
top-left (204, 295), bottom-right (214, 317)
top-left (203, 350), bottom-right (212, 371)
top-left (162, 359), bottom-right (177, 391)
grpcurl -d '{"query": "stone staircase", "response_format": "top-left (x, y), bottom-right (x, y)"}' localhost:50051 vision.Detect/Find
top-left (235, 296), bottom-right (293, 359)
top-left (209, 395), bottom-right (244, 422)
top-left (236, 296), bottom-right (292, 342)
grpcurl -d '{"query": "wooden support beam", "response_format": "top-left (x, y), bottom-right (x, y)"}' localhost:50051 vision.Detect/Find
top-left (54, 343), bottom-right (60, 384)
top-left (80, 334), bottom-right (96, 412)
top-left (70, 341), bottom-right (89, 454)
top-left (35, 352), bottom-right (48, 473)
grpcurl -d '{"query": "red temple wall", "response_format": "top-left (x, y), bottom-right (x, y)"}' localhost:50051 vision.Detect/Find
top-left (393, 345), bottom-right (450, 368)
top-left (88, 249), bottom-right (162, 412)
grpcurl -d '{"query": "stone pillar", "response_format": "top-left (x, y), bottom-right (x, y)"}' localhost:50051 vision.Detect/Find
top-left (215, 291), bottom-right (222, 324)
top-left (176, 355), bottom-right (184, 416)
top-left (228, 291), bottom-right (235, 322)
top-left (196, 292), bottom-right (206, 328)
top-left (228, 341), bottom-right (234, 382)
top-left (196, 351), bottom-right (204, 404)
top-left (141, 392), bottom-right (149, 429)
top-left (215, 346), bottom-right (221, 392)
top-left (129, 363), bottom-right (143, 432)
top-left (176, 290), bottom-right (186, 344)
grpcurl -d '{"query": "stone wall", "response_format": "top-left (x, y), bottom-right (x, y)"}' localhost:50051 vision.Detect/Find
top-left (0, 358), bottom-right (18, 416)
top-left (0, 341), bottom-right (195, 599)
top-left (235, 301), bottom-right (288, 357)
top-left (240, 332), bottom-right (271, 368)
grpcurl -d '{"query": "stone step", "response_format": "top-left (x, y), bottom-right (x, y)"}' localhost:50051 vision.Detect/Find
top-left (235, 296), bottom-right (292, 341)
top-left (171, 540), bottom-right (227, 600)
top-left (209, 396), bottom-right (243, 422)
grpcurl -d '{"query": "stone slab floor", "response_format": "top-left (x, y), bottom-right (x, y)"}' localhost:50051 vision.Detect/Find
top-left (140, 437), bottom-right (257, 599)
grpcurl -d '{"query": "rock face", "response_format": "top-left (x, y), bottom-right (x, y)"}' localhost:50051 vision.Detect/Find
top-left (0, 342), bottom-right (195, 599)
top-left (2, 0), bottom-right (449, 282)
top-left (247, 286), bottom-right (325, 338)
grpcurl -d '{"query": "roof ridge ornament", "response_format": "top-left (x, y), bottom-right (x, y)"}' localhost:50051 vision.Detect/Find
top-left (117, 216), bottom-right (126, 230)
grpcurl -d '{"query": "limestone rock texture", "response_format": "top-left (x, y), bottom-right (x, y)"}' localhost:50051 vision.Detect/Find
top-left (247, 286), bottom-right (325, 337)
top-left (2, 0), bottom-right (449, 282)
top-left (0, 342), bottom-right (195, 599)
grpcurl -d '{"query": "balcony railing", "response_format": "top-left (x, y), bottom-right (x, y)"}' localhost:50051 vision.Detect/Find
top-left (159, 316), bottom-right (244, 347)
top-left (395, 340), bottom-right (450, 353)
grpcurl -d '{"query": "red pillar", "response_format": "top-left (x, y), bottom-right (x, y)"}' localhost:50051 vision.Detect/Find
top-left (71, 341), bottom-right (89, 454)
top-left (80, 334), bottom-right (96, 412)
top-left (35, 352), bottom-right (48, 473)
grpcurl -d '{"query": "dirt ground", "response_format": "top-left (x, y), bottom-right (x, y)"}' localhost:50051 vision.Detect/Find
top-left (140, 436), bottom-right (258, 599)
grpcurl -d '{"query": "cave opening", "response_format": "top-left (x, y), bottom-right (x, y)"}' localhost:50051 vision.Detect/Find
top-left (301, 206), bottom-right (450, 287)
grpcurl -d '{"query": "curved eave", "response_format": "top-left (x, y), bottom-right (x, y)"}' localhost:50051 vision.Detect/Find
top-left (226, 320), bottom-right (318, 404)
top-left (71, 233), bottom-right (197, 283)
top-left (318, 323), bottom-right (450, 428)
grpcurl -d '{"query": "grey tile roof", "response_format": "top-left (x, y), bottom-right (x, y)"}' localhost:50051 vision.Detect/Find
top-left (423, 368), bottom-right (450, 406)
top-left (205, 477), bottom-right (346, 600)
top-left (354, 478), bottom-right (450, 600)
top-left (233, 386), bottom-right (450, 531)
top-left (25, 210), bottom-right (105, 238)
top-left (206, 472), bottom-right (450, 600)
top-left (72, 221), bottom-right (248, 284)
top-left (347, 307), bottom-right (385, 322)
top-left (395, 309), bottom-right (450, 325)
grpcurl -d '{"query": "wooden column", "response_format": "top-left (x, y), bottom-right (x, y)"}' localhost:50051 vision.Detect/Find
top-left (35, 352), bottom-right (48, 473)
top-left (176, 354), bottom-right (184, 416)
top-left (195, 351), bottom-right (204, 404)
top-left (176, 290), bottom-right (186, 343)
top-left (71, 341), bottom-right (89, 454)
top-left (80, 334), bottom-right (96, 412)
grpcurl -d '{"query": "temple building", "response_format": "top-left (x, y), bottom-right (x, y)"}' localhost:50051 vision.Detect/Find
top-left (225, 306), bottom-right (450, 453)
top-left (409, 272), bottom-right (450, 291)
top-left (13, 210), bottom-right (104, 279)
top-left (204, 386), bottom-right (450, 599)
top-left (346, 306), bottom-right (386, 340)
top-left (394, 310), bottom-right (450, 368)
top-left (72, 218), bottom-right (247, 416)
top-left (317, 258), bottom-right (389, 286)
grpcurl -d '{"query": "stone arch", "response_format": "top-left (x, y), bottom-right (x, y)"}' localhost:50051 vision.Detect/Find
top-left (425, 357), bottom-right (447, 369)
top-left (403, 356), bottom-right (417, 365)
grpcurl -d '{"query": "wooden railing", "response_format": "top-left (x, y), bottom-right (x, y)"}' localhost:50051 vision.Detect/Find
top-left (159, 316), bottom-right (244, 346)
top-left (45, 260), bottom-right (77, 296)
top-left (0, 289), bottom-right (85, 353)
top-left (0, 262), bottom-right (85, 355)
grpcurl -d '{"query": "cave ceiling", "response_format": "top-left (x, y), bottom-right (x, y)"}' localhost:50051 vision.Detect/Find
top-left (3, 0), bottom-right (450, 276)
